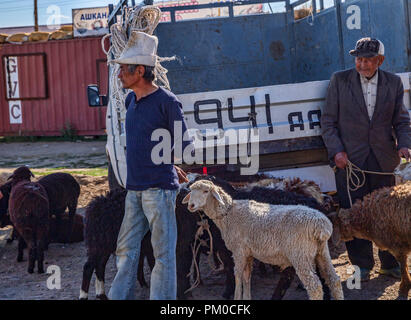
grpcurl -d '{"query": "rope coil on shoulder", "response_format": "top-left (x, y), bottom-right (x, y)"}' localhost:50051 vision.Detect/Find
top-left (102, 5), bottom-right (175, 115)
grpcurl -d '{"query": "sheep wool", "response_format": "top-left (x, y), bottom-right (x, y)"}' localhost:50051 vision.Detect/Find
top-left (333, 181), bottom-right (411, 298)
top-left (9, 180), bottom-right (49, 274)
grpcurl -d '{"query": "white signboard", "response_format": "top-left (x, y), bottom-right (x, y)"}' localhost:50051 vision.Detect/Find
top-left (4, 56), bottom-right (22, 124)
top-left (72, 7), bottom-right (109, 37)
top-left (179, 79), bottom-right (329, 152)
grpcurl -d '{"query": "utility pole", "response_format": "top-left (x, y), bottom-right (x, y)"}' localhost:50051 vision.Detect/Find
top-left (34, 0), bottom-right (39, 31)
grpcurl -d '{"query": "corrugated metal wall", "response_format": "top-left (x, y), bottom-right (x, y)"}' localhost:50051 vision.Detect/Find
top-left (0, 37), bottom-right (107, 136)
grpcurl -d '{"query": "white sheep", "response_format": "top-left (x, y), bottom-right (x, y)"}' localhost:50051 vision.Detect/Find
top-left (182, 180), bottom-right (344, 300)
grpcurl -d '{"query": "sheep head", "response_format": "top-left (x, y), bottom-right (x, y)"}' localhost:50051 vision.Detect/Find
top-left (182, 180), bottom-right (225, 213)
top-left (328, 208), bottom-right (354, 243)
top-left (0, 182), bottom-right (12, 215)
top-left (8, 166), bottom-right (34, 185)
top-left (394, 162), bottom-right (411, 181)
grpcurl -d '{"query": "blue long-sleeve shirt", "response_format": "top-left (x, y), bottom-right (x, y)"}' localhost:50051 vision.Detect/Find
top-left (125, 87), bottom-right (192, 191)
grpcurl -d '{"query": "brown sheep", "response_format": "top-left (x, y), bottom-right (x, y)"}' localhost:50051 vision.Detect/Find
top-left (330, 181), bottom-right (411, 299)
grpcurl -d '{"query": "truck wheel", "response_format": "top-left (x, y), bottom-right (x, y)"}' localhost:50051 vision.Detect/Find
top-left (108, 159), bottom-right (123, 191)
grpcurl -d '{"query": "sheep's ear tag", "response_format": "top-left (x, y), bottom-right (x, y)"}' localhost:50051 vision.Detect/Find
top-left (212, 190), bottom-right (224, 205)
top-left (0, 191), bottom-right (3, 200)
top-left (182, 193), bottom-right (190, 204)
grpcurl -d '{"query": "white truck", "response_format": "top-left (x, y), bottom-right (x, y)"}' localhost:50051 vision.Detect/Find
top-left (88, 0), bottom-right (411, 192)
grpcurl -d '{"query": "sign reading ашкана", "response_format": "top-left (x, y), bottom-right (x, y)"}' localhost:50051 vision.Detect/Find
top-left (72, 6), bottom-right (109, 37)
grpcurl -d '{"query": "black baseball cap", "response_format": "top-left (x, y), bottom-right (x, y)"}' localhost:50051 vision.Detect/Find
top-left (349, 37), bottom-right (385, 57)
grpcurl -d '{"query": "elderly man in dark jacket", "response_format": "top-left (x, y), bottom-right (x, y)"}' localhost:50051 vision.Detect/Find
top-left (321, 38), bottom-right (411, 281)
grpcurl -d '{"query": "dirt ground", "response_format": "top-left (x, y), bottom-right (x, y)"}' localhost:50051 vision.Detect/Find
top-left (0, 141), bottom-right (409, 300)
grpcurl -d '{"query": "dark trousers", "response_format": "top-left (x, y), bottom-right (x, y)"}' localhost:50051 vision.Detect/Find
top-left (334, 150), bottom-right (399, 270)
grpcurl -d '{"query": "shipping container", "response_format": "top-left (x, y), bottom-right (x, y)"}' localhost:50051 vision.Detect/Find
top-left (0, 36), bottom-right (108, 136)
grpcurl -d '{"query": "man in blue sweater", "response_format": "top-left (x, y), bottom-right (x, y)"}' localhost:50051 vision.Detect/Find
top-left (108, 31), bottom-right (191, 300)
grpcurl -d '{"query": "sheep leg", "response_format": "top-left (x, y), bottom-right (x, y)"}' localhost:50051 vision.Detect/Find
top-left (258, 261), bottom-right (267, 277)
top-left (67, 200), bottom-right (77, 242)
top-left (137, 232), bottom-right (154, 289)
top-left (292, 259), bottom-right (323, 300)
top-left (233, 255), bottom-right (246, 300)
top-left (223, 263), bottom-right (235, 300)
top-left (137, 251), bottom-right (148, 288)
top-left (195, 250), bottom-right (204, 286)
top-left (17, 233), bottom-right (25, 262)
top-left (37, 229), bottom-right (48, 274)
top-left (95, 254), bottom-right (110, 300)
top-left (80, 257), bottom-right (96, 300)
top-left (397, 253), bottom-right (411, 299)
top-left (44, 219), bottom-right (51, 250)
top-left (271, 267), bottom-right (296, 300)
top-left (176, 244), bottom-right (193, 300)
top-left (315, 242), bottom-right (344, 300)
top-left (27, 240), bottom-right (36, 274)
top-left (242, 256), bottom-right (254, 300)
top-left (216, 248), bottom-right (235, 299)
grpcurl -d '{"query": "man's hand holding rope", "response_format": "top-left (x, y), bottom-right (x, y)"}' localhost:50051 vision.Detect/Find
top-left (398, 147), bottom-right (411, 161)
top-left (334, 151), bottom-right (349, 169)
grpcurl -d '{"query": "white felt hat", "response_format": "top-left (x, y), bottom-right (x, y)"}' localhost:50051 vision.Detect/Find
top-left (113, 31), bottom-right (158, 66)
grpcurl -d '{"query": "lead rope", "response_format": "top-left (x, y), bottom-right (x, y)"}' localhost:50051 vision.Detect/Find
top-left (184, 216), bottom-right (211, 294)
top-left (184, 213), bottom-right (224, 294)
top-left (345, 159), bottom-right (394, 207)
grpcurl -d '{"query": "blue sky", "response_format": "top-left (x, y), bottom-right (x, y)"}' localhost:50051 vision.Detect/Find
top-left (0, 0), bottom-right (115, 28)
top-left (0, 0), bottom-right (335, 28)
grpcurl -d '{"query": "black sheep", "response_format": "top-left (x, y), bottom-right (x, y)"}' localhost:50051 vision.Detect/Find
top-left (174, 187), bottom-right (205, 299)
top-left (37, 173), bottom-right (80, 241)
top-left (49, 213), bottom-right (84, 243)
top-left (1, 172), bottom-right (81, 244)
top-left (80, 188), bottom-right (154, 300)
top-left (8, 167), bottom-right (50, 274)
top-left (0, 167), bottom-right (34, 243)
top-left (80, 187), bottom-right (201, 300)
top-left (0, 181), bottom-right (13, 228)
top-left (0, 167), bottom-right (34, 225)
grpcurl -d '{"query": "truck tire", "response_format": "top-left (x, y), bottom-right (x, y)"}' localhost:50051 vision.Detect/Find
top-left (108, 158), bottom-right (123, 191)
